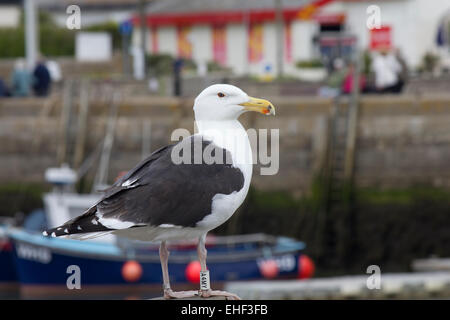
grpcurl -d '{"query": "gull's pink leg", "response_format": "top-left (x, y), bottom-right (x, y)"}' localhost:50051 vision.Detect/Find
top-left (197, 234), bottom-right (241, 300)
top-left (159, 240), bottom-right (197, 299)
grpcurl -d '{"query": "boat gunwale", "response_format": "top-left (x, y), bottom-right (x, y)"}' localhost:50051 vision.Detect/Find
top-left (7, 228), bottom-right (305, 263)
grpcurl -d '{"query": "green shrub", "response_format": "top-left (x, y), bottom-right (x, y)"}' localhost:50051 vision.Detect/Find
top-left (147, 53), bottom-right (174, 75)
top-left (40, 25), bottom-right (76, 57)
top-left (0, 27), bottom-right (25, 58)
top-left (362, 50), bottom-right (372, 75)
top-left (0, 183), bottom-right (46, 217)
top-left (182, 58), bottom-right (197, 72)
top-left (296, 59), bottom-right (324, 68)
top-left (147, 54), bottom-right (198, 75)
top-left (207, 61), bottom-right (231, 73)
top-left (0, 10), bottom-right (121, 58)
top-left (0, 10), bottom-right (75, 58)
top-left (420, 52), bottom-right (440, 73)
top-left (216, 184), bottom-right (450, 276)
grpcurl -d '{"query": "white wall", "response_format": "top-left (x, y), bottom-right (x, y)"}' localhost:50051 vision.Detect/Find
top-left (411, 0), bottom-right (450, 67)
top-left (76, 32), bottom-right (112, 62)
top-left (342, 0), bottom-right (416, 65)
top-left (0, 6), bottom-right (20, 27)
top-left (157, 26), bottom-right (177, 56)
top-left (226, 23), bottom-right (248, 75)
top-left (261, 22), bottom-right (277, 76)
top-left (190, 25), bottom-right (213, 65)
top-left (291, 20), bottom-right (316, 63)
top-left (340, 0), bottom-right (450, 68)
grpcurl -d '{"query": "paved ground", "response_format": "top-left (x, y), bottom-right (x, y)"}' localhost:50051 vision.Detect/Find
top-left (225, 272), bottom-right (450, 299)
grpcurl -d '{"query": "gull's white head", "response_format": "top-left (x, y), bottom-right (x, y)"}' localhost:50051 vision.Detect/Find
top-left (193, 84), bottom-right (275, 121)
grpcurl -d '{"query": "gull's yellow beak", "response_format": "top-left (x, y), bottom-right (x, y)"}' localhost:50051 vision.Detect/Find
top-left (239, 96), bottom-right (276, 116)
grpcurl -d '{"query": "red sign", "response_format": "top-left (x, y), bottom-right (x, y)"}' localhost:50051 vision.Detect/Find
top-left (212, 25), bottom-right (227, 65)
top-left (151, 27), bottom-right (158, 53)
top-left (177, 26), bottom-right (192, 59)
top-left (284, 22), bottom-right (292, 63)
top-left (248, 23), bottom-right (263, 63)
top-left (370, 25), bottom-right (392, 50)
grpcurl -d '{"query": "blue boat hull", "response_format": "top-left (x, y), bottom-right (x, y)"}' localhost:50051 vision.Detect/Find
top-left (8, 229), bottom-right (304, 298)
top-left (0, 235), bottom-right (19, 298)
top-left (0, 242), bottom-right (17, 283)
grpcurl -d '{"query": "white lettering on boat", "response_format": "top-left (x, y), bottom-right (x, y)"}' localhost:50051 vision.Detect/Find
top-left (256, 254), bottom-right (296, 272)
top-left (16, 243), bottom-right (52, 264)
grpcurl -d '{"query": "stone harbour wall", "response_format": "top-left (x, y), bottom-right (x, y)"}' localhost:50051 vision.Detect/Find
top-left (1, 93), bottom-right (450, 193)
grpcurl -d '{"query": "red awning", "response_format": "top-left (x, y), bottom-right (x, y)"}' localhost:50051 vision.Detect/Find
top-left (132, 8), bottom-right (303, 27)
top-left (131, 0), bottom-right (339, 27)
top-left (314, 13), bottom-right (346, 25)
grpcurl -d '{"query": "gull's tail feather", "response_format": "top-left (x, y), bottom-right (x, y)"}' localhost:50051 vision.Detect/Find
top-left (42, 206), bottom-right (113, 239)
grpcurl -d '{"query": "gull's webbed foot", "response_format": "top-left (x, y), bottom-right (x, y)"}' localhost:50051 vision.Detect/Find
top-left (198, 289), bottom-right (241, 300)
top-left (163, 288), bottom-right (199, 299)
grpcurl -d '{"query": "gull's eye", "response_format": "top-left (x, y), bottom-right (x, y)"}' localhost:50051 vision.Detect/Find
top-left (217, 92), bottom-right (225, 98)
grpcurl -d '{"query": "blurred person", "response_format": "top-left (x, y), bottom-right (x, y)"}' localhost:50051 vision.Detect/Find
top-left (10, 59), bottom-right (32, 97)
top-left (0, 77), bottom-right (10, 97)
top-left (33, 59), bottom-right (52, 97)
top-left (173, 57), bottom-right (184, 96)
top-left (372, 49), bottom-right (402, 94)
top-left (148, 76), bottom-right (159, 93)
top-left (45, 59), bottom-right (62, 83)
top-left (318, 58), bottom-right (347, 98)
top-left (197, 60), bottom-right (207, 77)
top-left (341, 62), bottom-right (366, 95)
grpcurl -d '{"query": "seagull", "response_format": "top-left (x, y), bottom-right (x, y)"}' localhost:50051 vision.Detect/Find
top-left (43, 84), bottom-right (275, 299)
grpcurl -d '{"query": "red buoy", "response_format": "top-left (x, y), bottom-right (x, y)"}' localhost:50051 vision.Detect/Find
top-left (259, 259), bottom-right (279, 279)
top-left (298, 255), bottom-right (315, 279)
top-left (185, 261), bottom-right (201, 283)
top-left (122, 260), bottom-right (143, 283)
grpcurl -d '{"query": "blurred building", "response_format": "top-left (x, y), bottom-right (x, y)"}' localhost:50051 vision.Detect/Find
top-left (0, 0), bottom-right (21, 28)
top-left (129, 0), bottom-right (450, 76)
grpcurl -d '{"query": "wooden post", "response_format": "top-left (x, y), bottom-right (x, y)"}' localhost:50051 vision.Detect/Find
top-left (73, 78), bottom-right (90, 169)
top-left (92, 88), bottom-right (122, 191)
top-left (344, 52), bottom-right (360, 180)
top-left (311, 115), bottom-right (329, 174)
top-left (31, 97), bottom-right (55, 153)
top-left (141, 119), bottom-right (152, 159)
top-left (57, 79), bottom-right (73, 165)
